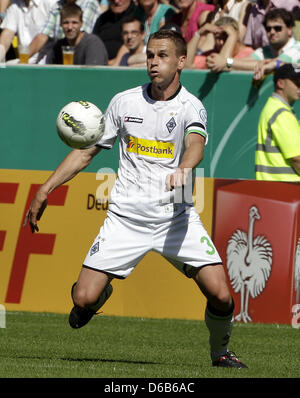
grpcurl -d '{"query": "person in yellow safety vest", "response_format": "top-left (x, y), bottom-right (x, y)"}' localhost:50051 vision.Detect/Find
top-left (255, 63), bottom-right (300, 181)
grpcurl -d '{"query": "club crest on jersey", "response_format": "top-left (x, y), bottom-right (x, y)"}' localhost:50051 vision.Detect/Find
top-left (90, 241), bottom-right (99, 256)
top-left (124, 116), bottom-right (143, 123)
top-left (199, 109), bottom-right (207, 124)
top-left (166, 117), bottom-right (176, 133)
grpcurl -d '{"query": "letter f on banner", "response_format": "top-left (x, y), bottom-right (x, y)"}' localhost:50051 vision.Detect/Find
top-left (5, 184), bottom-right (68, 304)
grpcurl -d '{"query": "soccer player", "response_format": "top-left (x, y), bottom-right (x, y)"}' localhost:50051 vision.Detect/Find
top-left (24, 29), bottom-right (247, 369)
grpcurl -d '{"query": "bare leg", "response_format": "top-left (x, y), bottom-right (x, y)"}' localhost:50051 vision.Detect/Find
top-left (193, 264), bottom-right (232, 311)
top-left (69, 267), bottom-right (114, 329)
top-left (72, 266), bottom-right (114, 309)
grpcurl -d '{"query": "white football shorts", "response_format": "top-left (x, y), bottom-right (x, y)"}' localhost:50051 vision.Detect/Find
top-left (83, 207), bottom-right (222, 279)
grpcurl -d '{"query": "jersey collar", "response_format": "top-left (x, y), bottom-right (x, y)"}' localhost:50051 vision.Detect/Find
top-left (147, 83), bottom-right (182, 101)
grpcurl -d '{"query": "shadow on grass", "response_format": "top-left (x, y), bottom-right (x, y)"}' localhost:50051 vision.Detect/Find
top-left (17, 356), bottom-right (160, 365)
top-left (61, 357), bottom-right (160, 365)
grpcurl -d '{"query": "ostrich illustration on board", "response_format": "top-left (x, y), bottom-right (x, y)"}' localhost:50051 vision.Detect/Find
top-left (226, 206), bottom-right (273, 323)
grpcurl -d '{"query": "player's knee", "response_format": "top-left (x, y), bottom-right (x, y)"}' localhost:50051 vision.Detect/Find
top-left (216, 291), bottom-right (232, 311)
top-left (210, 286), bottom-right (233, 312)
top-left (72, 284), bottom-right (99, 308)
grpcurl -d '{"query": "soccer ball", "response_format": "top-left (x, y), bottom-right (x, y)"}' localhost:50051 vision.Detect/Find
top-left (56, 100), bottom-right (105, 149)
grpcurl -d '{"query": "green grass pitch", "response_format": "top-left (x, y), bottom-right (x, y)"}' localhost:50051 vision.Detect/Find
top-left (0, 311), bottom-right (299, 380)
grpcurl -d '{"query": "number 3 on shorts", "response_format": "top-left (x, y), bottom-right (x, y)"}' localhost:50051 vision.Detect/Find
top-left (200, 236), bottom-right (216, 255)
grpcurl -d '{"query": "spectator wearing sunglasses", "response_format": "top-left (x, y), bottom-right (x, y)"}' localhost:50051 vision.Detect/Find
top-left (206, 8), bottom-right (300, 72)
top-left (243, 0), bottom-right (299, 50)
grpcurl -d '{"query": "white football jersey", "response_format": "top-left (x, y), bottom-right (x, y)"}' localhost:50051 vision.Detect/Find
top-left (96, 84), bottom-right (208, 222)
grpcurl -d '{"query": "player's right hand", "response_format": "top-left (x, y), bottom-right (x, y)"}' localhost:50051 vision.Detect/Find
top-left (165, 168), bottom-right (189, 191)
top-left (24, 190), bottom-right (48, 233)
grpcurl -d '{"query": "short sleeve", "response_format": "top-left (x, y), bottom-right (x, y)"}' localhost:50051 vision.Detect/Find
top-left (184, 99), bottom-right (208, 144)
top-left (96, 95), bottom-right (121, 149)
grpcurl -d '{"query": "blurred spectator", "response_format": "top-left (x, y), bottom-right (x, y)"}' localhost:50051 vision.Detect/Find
top-left (0, 0), bottom-right (15, 60)
top-left (243, 0), bottom-right (299, 50)
top-left (170, 0), bottom-right (215, 42)
top-left (99, 0), bottom-right (109, 13)
top-left (252, 8), bottom-right (300, 79)
top-left (293, 6), bottom-right (300, 41)
top-left (206, 8), bottom-right (300, 72)
top-left (46, 3), bottom-right (108, 65)
top-left (119, 15), bottom-right (146, 66)
top-left (0, 0), bottom-right (57, 63)
top-left (29, 0), bottom-right (101, 63)
top-left (92, 0), bottom-right (137, 62)
top-left (210, 0), bottom-right (250, 42)
top-left (135, 0), bottom-right (176, 44)
top-left (201, 0), bottom-right (250, 53)
top-left (0, 0), bottom-right (10, 23)
top-left (159, 21), bottom-right (182, 33)
top-left (186, 16), bottom-right (254, 69)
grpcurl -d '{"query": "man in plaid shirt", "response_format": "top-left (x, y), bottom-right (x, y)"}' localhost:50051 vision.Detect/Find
top-left (29, 0), bottom-right (101, 62)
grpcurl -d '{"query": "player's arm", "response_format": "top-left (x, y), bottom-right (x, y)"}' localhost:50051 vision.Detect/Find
top-left (24, 146), bottom-right (101, 233)
top-left (166, 133), bottom-right (205, 190)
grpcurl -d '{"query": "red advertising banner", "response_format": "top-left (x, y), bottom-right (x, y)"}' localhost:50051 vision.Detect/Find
top-left (212, 179), bottom-right (300, 325)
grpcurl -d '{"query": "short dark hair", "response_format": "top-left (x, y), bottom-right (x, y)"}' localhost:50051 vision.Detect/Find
top-left (60, 3), bottom-right (83, 21)
top-left (264, 8), bottom-right (294, 28)
top-left (148, 30), bottom-right (187, 56)
top-left (121, 16), bottom-right (144, 32)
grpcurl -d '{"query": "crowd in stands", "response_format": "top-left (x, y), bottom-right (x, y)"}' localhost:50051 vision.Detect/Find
top-left (0, 0), bottom-right (299, 75)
